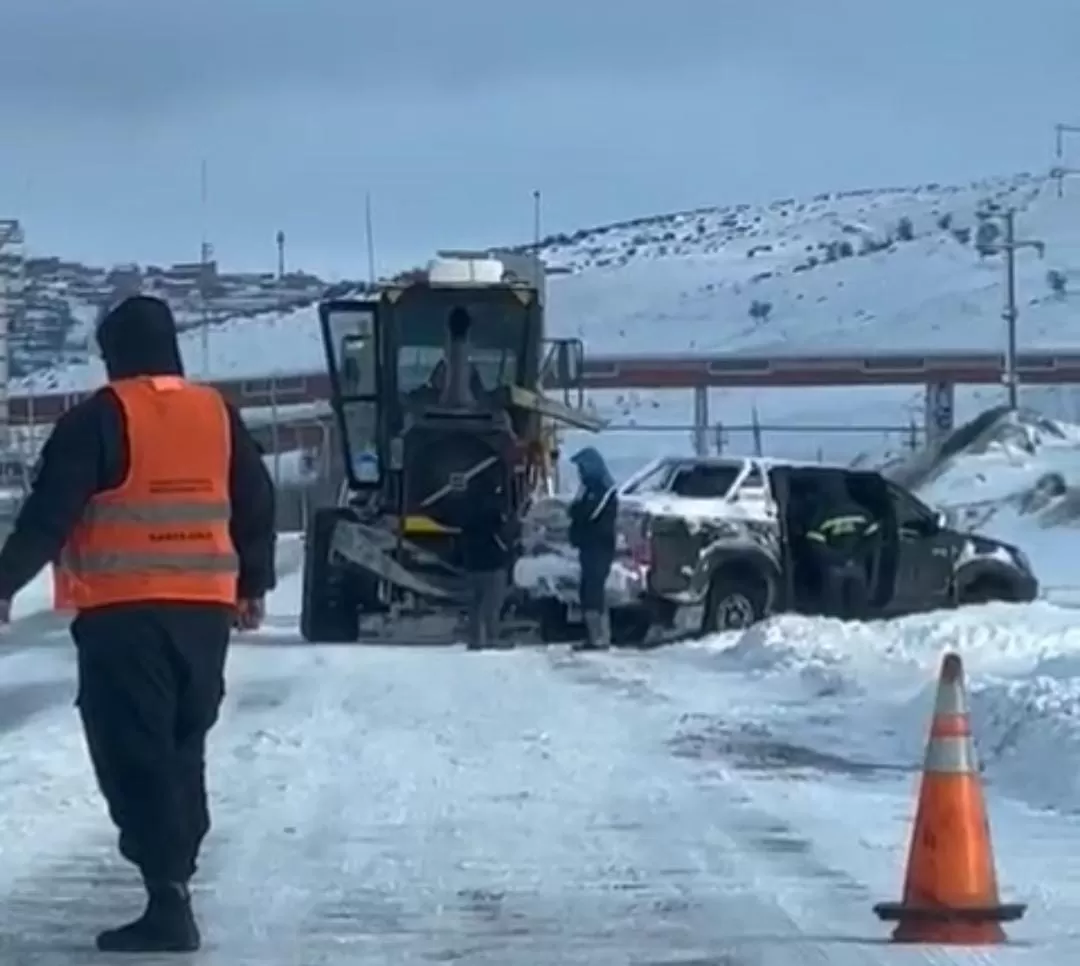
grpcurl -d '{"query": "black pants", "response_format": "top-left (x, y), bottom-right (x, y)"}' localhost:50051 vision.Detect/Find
top-left (465, 569), bottom-right (507, 648)
top-left (579, 550), bottom-right (614, 612)
top-left (821, 560), bottom-right (869, 619)
top-left (72, 603), bottom-right (231, 884)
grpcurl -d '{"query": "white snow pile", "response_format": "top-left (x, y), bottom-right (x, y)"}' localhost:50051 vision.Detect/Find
top-left (917, 409), bottom-right (1080, 523)
top-left (514, 497), bottom-right (646, 606)
top-left (691, 602), bottom-right (1080, 814)
top-left (897, 408), bottom-right (1080, 591)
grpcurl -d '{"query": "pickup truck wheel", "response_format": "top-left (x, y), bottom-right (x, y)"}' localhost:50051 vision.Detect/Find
top-left (610, 607), bottom-right (652, 647)
top-left (702, 570), bottom-right (768, 634)
top-left (958, 576), bottom-right (1015, 606)
top-left (538, 599), bottom-right (573, 643)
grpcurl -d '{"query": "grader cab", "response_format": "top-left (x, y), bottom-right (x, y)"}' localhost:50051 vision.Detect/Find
top-left (299, 251), bottom-right (603, 643)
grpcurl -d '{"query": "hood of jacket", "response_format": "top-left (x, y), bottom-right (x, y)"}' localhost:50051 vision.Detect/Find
top-left (96, 295), bottom-right (185, 381)
top-left (571, 446), bottom-right (614, 490)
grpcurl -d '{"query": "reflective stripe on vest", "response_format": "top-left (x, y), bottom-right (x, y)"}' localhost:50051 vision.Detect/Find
top-left (60, 549), bottom-right (239, 573)
top-left (80, 501), bottom-right (232, 524)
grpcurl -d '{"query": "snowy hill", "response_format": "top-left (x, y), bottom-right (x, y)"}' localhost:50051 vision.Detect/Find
top-left (539, 172), bottom-right (1069, 356)
top-left (17, 169), bottom-right (1078, 396)
top-left (16, 167), bottom-right (1080, 481)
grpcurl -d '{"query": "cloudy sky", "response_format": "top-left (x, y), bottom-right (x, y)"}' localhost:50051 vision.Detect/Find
top-left (1, 0), bottom-right (1078, 277)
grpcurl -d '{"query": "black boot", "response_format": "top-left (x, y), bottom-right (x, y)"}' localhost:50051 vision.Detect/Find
top-left (96, 881), bottom-right (200, 953)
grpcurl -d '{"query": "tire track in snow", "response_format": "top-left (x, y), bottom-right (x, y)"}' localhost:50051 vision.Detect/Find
top-left (0, 537), bottom-right (311, 962)
top-left (185, 644), bottom-right (888, 964)
top-left (548, 647), bottom-right (1079, 964)
top-left (0, 649), bottom-right (314, 965)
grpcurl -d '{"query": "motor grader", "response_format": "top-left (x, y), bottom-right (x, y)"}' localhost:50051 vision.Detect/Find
top-left (299, 250), bottom-right (603, 644)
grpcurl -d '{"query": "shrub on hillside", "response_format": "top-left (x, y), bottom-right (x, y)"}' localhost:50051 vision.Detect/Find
top-left (748, 299), bottom-right (772, 322)
top-left (1047, 269), bottom-right (1068, 298)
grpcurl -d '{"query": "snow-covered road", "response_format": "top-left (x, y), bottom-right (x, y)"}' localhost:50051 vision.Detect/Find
top-left (1, 553), bottom-right (1079, 963)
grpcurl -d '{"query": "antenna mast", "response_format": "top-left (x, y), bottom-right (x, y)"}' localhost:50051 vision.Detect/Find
top-left (364, 191), bottom-right (376, 286)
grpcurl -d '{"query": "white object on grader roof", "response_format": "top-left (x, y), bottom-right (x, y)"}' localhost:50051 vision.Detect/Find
top-left (425, 256), bottom-right (505, 285)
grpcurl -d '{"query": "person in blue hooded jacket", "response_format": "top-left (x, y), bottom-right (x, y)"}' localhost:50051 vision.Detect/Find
top-left (568, 447), bottom-right (618, 649)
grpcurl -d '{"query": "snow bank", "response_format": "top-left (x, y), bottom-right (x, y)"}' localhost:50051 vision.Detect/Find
top-left (919, 410), bottom-right (1080, 514)
top-left (695, 602), bottom-right (1080, 813)
top-left (908, 410), bottom-right (1080, 590)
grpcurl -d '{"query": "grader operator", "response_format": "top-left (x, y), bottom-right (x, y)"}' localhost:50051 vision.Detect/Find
top-left (299, 251), bottom-right (603, 644)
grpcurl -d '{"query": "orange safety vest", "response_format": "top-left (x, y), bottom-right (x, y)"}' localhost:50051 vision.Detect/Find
top-left (53, 376), bottom-right (239, 611)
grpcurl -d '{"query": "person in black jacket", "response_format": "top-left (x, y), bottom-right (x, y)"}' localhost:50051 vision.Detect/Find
top-left (458, 474), bottom-right (514, 650)
top-left (803, 473), bottom-right (877, 619)
top-left (0, 295), bottom-right (276, 953)
top-left (568, 446), bottom-right (618, 650)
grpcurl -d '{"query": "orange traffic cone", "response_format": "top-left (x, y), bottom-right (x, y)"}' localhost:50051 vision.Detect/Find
top-left (873, 651), bottom-right (1025, 944)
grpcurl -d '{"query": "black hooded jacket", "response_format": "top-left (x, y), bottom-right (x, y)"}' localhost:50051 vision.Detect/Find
top-left (0, 296), bottom-right (277, 602)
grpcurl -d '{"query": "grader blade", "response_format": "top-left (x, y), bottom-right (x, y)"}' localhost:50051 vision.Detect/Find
top-left (506, 385), bottom-right (607, 432)
top-left (330, 519), bottom-right (455, 600)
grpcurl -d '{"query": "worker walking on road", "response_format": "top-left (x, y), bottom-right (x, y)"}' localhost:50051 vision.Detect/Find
top-left (568, 447), bottom-right (618, 650)
top-left (460, 475), bottom-right (514, 649)
top-left (0, 296), bottom-right (276, 954)
top-left (804, 473), bottom-right (877, 620)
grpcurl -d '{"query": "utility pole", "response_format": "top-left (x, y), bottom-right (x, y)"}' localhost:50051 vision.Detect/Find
top-left (199, 159), bottom-right (212, 378)
top-left (1053, 123), bottom-right (1080, 197)
top-left (982, 209), bottom-right (1045, 410)
top-left (532, 189), bottom-right (542, 249)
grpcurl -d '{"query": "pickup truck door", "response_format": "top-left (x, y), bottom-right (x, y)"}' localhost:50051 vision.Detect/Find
top-left (884, 483), bottom-right (955, 615)
top-left (765, 466), bottom-right (797, 612)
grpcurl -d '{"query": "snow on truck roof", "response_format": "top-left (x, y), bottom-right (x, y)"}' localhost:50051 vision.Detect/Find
top-left (620, 453), bottom-right (843, 483)
top-left (615, 453), bottom-right (860, 523)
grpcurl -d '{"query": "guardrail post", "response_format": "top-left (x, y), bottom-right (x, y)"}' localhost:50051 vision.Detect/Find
top-left (693, 385), bottom-right (709, 456)
top-left (924, 380), bottom-right (955, 447)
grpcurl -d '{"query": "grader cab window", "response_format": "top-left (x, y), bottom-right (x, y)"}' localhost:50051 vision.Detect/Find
top-left (341, 401), bottom-right (380, 482)
top-left (340, 335), bottom-right (376, 396)
top-left (325, 308), bottom-right (377, 396)
top-left (392, 289), bottom-right (531, 399)
top-left (321, 304), bottom-right (381, 484)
